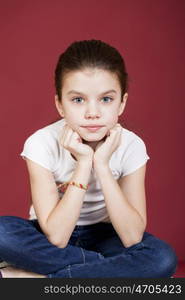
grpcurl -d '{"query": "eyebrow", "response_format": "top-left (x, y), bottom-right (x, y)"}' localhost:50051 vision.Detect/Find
top-left (66, 89), bottom-right (117, 96)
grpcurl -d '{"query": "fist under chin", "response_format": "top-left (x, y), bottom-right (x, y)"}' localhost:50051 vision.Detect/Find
top-left (81, 134), bottom-right (107, 143)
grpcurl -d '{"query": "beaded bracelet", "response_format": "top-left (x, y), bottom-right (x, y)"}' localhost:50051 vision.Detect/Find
top-left (57, 181), bottom-right (89, 193)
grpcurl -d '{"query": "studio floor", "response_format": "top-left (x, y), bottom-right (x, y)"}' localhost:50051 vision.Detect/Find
top-left (174, 261), bottom-right (185, 278)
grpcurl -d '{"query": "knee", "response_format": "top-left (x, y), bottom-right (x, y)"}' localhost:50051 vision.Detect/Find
top-left (0, 216), bottom-right (28, 247)
top-left (151, 239), bottom-right (178, 277)
top-left (0, 215), bottom-right (14, 232)
top-left (0, 216), bottom-right (13, 251)
top-left (0, 215), bottom-right (22, 230)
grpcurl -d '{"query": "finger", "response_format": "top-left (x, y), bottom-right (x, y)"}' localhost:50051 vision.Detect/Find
top-left (109, 127), bottom-right (119, 136)
top-left (114, 125), bottom-right (122, 138)
top-left (106, 130), bottom-right (110, 136)
top-left (104, 132), bottom-right (117, 146)
top-left (107, 126), bottom-right (122, 145)
top-left (109, 123), bottom-right (121, 133)
top-left (73, 131), bottom-right (82, 142)
top-left (59, 125), bottom-right (67, 146)
top-left (106, 125), bottom-right (116, 136)
top-left (70, 131), bottom-right (83, 147)
top-left (114, 123), bottom-right (122, 131)
top-left (60, 125), bottom-right (72, 146)
top-left (63, 127), bottom-right (74, 147)
top-left (115, 127), bottom-right (123, 146)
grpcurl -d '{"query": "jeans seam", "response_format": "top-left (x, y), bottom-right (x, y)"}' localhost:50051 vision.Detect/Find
top-left (80, 247), bottom-right (86, 264)
top-left (68, 265), bottom-right (72, 278)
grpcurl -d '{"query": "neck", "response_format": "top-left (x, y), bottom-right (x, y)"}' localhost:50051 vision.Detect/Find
top-left (82, 139), bottom-right (98, 151)
top-left (82, 136), bottom-right (106, 151)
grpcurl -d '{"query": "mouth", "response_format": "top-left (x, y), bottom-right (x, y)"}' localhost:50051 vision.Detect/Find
top-left (81, 125), bottom-right (105, 133)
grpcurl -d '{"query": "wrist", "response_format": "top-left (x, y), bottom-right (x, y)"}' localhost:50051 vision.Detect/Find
top-left (94, 161), bottom-right (109, 173)
top-left (77, 159), bottom-right (92, 169)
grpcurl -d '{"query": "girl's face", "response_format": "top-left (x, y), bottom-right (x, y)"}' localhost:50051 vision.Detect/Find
top-left (55, 68), bottom-right (128, 145)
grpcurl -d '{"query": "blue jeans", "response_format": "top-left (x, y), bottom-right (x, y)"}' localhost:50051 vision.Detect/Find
top-left (0, 216), bottom-right (177, 278)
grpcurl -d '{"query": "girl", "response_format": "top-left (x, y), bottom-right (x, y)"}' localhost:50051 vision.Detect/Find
top-left (0, 39), bottom-right (177, 278)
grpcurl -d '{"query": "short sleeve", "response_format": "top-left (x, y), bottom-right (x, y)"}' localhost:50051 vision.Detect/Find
top-left (120, 136), bottom-right (150, 177)
top-left (20, 130), bottom-right (57, 172)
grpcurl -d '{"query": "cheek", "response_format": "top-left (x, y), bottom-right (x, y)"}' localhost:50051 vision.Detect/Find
top-left (106, 116), bottom-right (119, 129)
top-left (63, 110), bottom-right (77, 125)
top-left (63, 118), bottom-right (78, 132)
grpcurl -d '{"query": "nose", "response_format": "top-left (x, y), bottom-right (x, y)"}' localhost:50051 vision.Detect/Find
top-left (85, 102), bottom-right (101, 119)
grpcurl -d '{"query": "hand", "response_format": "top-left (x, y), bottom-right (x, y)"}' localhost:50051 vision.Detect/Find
top-left (59, 124), bottom-right (94, 164)
top-left (93, 123), bottom-right (122, 167)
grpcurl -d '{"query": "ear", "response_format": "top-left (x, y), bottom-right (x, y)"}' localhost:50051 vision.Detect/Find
top-left (118, 93), bottom-right (128, 116)
top-left (55, 95), bottom-right (65, 117)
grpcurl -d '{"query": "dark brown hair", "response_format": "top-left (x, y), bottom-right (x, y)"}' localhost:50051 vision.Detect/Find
top-left (55, 39), bottom-right (128, 102)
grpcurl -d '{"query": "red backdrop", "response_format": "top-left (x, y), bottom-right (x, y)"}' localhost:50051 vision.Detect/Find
top-left (0, 0), bottom-right (184, 261)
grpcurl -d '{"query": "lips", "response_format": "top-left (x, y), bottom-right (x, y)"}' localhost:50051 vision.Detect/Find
top-left (81, 125), bottom-right (104, 132)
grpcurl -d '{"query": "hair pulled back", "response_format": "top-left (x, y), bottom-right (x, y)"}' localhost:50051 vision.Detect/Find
top-left (55, 39), bottom-right (128, 102)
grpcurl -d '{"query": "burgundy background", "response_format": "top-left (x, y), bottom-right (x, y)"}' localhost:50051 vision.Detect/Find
top-left (0, 0), bottom-right (184, 263)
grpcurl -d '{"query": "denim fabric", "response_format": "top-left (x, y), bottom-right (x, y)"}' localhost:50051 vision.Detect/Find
top-left (0, 216), bottom-right (177, 278)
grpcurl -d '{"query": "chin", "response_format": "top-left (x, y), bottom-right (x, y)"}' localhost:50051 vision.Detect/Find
top-left (81, 133), bottom-right (106, 142)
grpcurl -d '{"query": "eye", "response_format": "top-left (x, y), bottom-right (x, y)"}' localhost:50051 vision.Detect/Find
top-left (71, 97), bottom-right (84, 103)
top-left (101, 96), bottom-right (113, 103)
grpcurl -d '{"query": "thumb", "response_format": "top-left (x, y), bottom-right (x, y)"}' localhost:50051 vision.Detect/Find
top-left (72, 131), bottom-right (82, 143)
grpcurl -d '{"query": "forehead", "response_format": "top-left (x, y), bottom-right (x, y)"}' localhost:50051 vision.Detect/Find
top-left (62, 68), bottom-right (121, 94)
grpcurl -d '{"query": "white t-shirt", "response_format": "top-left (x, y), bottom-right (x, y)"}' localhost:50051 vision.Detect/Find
top-left (20, 118), bottom-right (150, 225)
